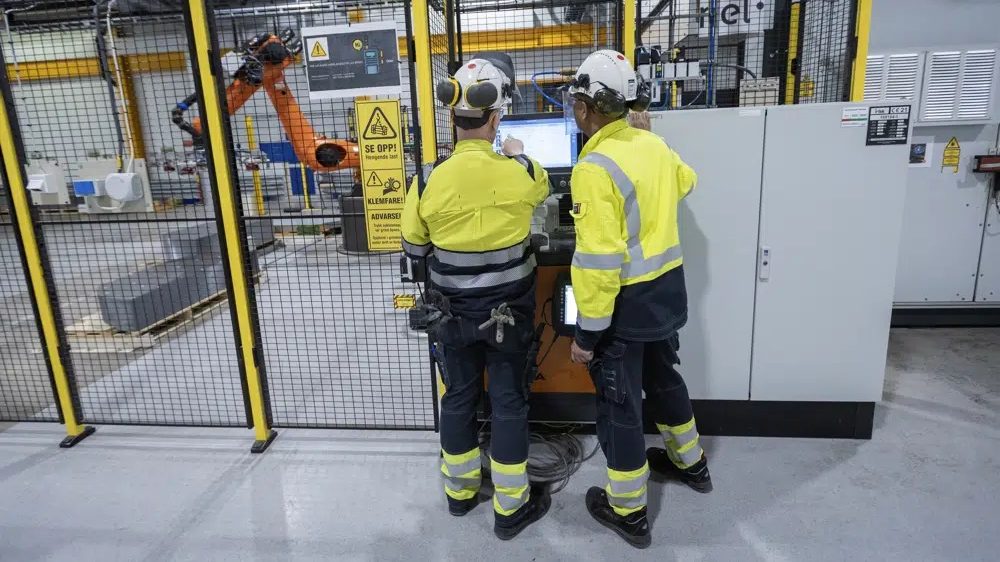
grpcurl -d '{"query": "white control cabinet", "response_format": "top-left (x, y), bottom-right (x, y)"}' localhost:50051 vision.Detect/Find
top-left (653, 103), bottom-right (910, 403)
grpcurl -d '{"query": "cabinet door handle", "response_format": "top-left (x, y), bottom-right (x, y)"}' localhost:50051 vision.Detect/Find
top-left (759, 246), bottom-right (772, 281)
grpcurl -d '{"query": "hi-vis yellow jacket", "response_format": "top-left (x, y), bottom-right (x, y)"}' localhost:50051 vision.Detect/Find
top-left (400, 139), bottom-right (549, 318)
top-left (570, 118), bottom-right (697, 349)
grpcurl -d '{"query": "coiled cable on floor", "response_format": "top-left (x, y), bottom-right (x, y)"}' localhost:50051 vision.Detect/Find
top-left (479, 422), bottom-right (601, 494)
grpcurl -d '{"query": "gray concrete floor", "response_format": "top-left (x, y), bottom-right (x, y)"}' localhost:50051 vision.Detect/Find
top-left (0, 327), bottom-right (998, 561)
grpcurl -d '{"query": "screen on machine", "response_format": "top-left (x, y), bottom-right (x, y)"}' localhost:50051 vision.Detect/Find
top-left (495, 118), bottom-right (578, 169)
top-left (562, 285), bottom-right (578, 327)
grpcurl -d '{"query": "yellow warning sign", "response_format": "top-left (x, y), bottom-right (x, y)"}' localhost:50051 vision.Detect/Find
top-left (353, 39), bottom-right (363, 51)
top-left (393, 294), bottom-right (417, 309)
top-left (356, 99), bottom-right (406, 251)
top-left (310, 40), bottom-right (327, 59)
top-left (942, 137), bottom-right (961, 173)
top-left (363, 107), bottom-right (398, 140)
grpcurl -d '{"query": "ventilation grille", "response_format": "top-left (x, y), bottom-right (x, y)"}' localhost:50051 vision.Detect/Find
top-left (922, 51), bottom-right (962, 120)
top-left (864, 55), bottom-right (885, 101)
top-left (958, 50), bottom-right (997, 119)
top-left (885, 54), bottom-right (921, 100)
top-left (921, 49), bottom-right (997, 122)
top-left (864, 53), bottom-right (920, 102)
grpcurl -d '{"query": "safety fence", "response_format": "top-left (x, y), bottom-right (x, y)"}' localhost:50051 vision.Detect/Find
top-left (0, 0), bottom-right (869, 450)
top-left (0, 0), bottom-right (439, 450)
top-left (635, 0), bottom-right (862, 108)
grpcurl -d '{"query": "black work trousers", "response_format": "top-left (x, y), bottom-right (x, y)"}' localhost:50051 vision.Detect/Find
top-left (437, 317), bottom-right (532, 465)
top-left (590, 335), bottom-right (694, 472)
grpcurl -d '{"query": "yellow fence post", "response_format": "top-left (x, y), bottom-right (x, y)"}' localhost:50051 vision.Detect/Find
top-left (850, 0), bottom-right (873, 102)
top-left (412, 0), bottom-right (438, 166)
top-left (624, 0), bottom-right (637, 66)
top-left (0, 51), bottom-right (95, 448)
top-left (184, 0), bottom-right (276, 453)
top-left (243, 116), bottom-right (266, 216)
top-left (784, 0), bottom-right (802, 105)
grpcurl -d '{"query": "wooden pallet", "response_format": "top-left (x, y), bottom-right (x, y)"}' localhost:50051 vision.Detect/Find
top-left (66, 290), bottom-right (230, 354)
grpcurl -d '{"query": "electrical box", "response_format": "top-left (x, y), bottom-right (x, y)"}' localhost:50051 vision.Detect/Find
top-left (27, 174), bottom-right (55, 193)
top-left (740, 78), bottom-right (781, 107)
top-left (72, 179), bottom-right (106, 197)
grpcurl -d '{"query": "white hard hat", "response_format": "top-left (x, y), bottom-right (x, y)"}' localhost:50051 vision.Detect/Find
top-left (568, 49), bottom-right (649, 116)
top-left (436, 58), bottom-right (514, 117)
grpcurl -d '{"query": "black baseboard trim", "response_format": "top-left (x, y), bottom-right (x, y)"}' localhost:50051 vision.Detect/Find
top-left (892, 306), bottom-right (1000, 328)
top-left (522, 394), bottom-right (875, 440)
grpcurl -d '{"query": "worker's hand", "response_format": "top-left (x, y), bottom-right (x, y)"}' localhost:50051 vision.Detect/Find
top-left (627, 111), bottom-right (651, 131)
top-left (570, 340), bottom-right (594, 364)
top-left (502, 136), bottom-right (525, 156)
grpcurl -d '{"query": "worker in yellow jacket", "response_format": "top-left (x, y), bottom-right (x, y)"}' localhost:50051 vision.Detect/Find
top-left (565, 50), bottom-right (713, 549)
top-left (400, 54), bottom-right (551, 540)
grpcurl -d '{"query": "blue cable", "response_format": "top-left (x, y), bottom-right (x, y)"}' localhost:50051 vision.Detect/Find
top-left (531, 71), bottom-right (566, 109)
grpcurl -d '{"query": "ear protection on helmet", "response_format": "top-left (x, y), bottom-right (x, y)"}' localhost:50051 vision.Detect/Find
top-left (436, 78), bottom-right (512, 110)
top-left (628, 79), bottom-right (652, 112)
top-left (436, 77), bottom-right (462, 107)
top-left (570, 73), bottom-right (627, 117)
top-left (571, 72), bottom-right (652, 116)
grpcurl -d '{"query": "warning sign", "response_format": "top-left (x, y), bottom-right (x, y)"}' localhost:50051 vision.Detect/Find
top-left (942, 137), bottom-right (961, 173)
top-left (301, 22), bottom-right (402, 100)
top-left (356, 99), bottom-right (406, 251)
top-left (363, 108), bottom-right (398, 140)
top-left (393, 294), bottom-right (417, 309)
top-left (307, 37), bottom-right (329, 61)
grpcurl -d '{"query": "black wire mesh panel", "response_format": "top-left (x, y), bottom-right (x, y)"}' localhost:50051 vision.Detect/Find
top-left (2, 4), bottom-right (249, 426)
top-left (452, 0), bottom-right (621, 120)
top-left (206, 0), bottom-right (434, 429)
top-left (796, 0), bottom-right (855, 104)
top-left (429, 0), bottom-right (454, 154)
top-left (637, 0), bottom-right (856, 108)
top-left (0, 186), bottom-right (59, 422)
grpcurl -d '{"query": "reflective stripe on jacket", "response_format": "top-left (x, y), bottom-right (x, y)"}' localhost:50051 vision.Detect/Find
top-left (570, 119), bottom-right (696, 348)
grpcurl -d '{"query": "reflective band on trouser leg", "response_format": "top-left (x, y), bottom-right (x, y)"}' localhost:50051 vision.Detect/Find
top-left (441, 447), bottom-right (482, 501)
top-left (656, 418), bottom-right (704, 469)
top-left (606, 463), bottom-right (649, 516)
top-left (491, 458), bottom-right (529, 516)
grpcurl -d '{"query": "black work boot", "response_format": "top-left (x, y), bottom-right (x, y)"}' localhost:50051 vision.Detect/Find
top-left (448, 496), bottom-right (479, 517)
top-left (493, 484), bottom-right (551, 540)
top-left (646, 447), bottom-right (713, 493)
top-left (585, 487), bottom-right (651, 549)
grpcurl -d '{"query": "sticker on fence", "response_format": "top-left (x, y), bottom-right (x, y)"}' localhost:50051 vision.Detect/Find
top-left (394, 294), bottom-right (417, 309)
top-left (301, 22), bottom-right (401, 100)
top-left (356, 99), bottom-right (406, 251)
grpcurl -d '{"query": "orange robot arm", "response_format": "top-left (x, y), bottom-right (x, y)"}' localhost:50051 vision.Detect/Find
top-left (175, 32), bottom-right (358, 172)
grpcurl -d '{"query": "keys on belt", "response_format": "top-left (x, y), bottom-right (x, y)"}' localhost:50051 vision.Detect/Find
top-left (479, 303), bottom-right (516, 344)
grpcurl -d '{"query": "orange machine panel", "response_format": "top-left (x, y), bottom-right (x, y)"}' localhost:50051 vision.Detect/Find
top-left (531, 265), bottom-right (596, 394)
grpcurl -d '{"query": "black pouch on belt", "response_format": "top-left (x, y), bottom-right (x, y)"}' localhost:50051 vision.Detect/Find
top-left (588, 340), bottom-right (628, 404)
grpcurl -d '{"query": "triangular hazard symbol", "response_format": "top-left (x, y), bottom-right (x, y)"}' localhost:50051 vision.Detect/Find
top-left (366, 171), bottom-right (383, 187)
top-left (310, 41), bottom-right (327, 58)
top-left (363, 107), bottom-right (397, 140)
top-left (945, 137), bottom-right (959, 150)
